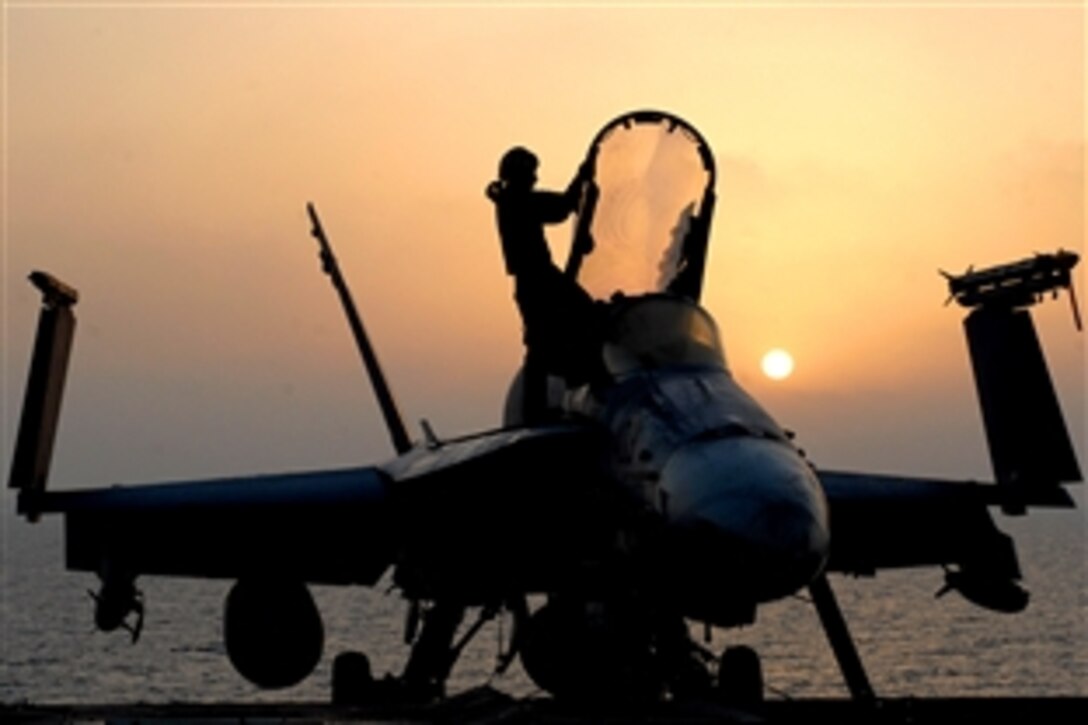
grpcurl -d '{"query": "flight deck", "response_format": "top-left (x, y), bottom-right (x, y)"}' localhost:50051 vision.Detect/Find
top-left (3, 689), bottom-right (1086, 724)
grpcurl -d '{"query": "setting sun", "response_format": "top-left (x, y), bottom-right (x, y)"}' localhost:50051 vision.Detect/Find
top-left (762, 349), bottom-right (795, 380)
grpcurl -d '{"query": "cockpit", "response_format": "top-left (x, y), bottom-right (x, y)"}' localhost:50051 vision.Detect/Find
top-left (566, 111), bottom-right (722, 382)
top-left (496, 111), bottom-right (721, 420)
top-left (602, 295), bottom-right (727, 377)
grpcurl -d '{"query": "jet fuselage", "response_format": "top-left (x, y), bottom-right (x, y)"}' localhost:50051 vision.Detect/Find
top-left (561, 294), bottom-right (830, 624)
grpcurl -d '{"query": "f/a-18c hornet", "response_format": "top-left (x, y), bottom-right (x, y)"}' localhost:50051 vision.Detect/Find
top-left (10, 110), bottom-right (1081, 704)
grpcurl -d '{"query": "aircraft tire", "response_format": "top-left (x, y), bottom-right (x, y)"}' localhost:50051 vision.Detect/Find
top-left (331, 651), bottom-right (374, 705)
top-left (717, 645), bottom-right (763, 705)
top-left (519, 599), bottom-right (658, 701)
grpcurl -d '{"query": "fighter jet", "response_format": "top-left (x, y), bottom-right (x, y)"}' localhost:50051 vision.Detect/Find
top-left (9, 110), bottom-right (1081, 704)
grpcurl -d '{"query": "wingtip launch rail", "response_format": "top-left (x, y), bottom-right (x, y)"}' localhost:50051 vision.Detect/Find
top-left (944, 249), bottom-right (1081, 330)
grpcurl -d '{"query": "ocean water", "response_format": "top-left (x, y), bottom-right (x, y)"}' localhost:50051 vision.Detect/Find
top-left (2, 503), bottom-right (1085, 704)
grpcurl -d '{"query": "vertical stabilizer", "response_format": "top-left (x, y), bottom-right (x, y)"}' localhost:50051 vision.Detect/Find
top-left (306, 204), bottom-right (413, 455)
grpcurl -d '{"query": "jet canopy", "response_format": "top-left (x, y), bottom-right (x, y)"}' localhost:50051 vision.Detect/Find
top-left (566, 110), bottom-right (717, 303)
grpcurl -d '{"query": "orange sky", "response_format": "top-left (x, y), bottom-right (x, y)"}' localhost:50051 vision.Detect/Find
top-left (2, 2), bottom-right (1083, 489)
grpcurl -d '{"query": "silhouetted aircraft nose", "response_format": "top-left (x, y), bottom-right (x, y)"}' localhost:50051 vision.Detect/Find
top-left (658, 436), bottom-right (830, 612)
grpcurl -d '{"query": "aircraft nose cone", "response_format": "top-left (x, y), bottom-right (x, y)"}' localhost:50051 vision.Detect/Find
top-left (690, 495), bottom-right (828, 595)
top-left (658, 436), bottom-right (830, 610)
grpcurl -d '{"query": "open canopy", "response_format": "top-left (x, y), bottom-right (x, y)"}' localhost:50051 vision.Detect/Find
top-left (566, 111), bottom-right (717, 303)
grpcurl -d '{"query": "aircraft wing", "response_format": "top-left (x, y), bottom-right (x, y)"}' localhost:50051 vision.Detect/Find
top-left (817, 468), bottom-right (1074, 579)
top-left (31, 423), bottom-right (604, 593)
top-left (37, 465), bottom-right (396, 586)
top-left (378, 423), bottom-right (607, 599)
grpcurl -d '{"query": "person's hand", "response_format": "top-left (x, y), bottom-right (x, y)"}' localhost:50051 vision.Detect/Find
top-left (565, 166), bottom-right (590, 205)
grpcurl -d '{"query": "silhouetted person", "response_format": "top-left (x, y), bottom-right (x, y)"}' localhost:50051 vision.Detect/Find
top-left (487, 147), bottom-right (594, 420)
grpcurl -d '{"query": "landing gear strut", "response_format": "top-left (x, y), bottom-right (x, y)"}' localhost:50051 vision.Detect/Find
top-left (399, 599), bottom-right (466, 699)
top-left (332, 597), bottom-right (511, 705)
top-left (332, 599), bottom-right (464, 705)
